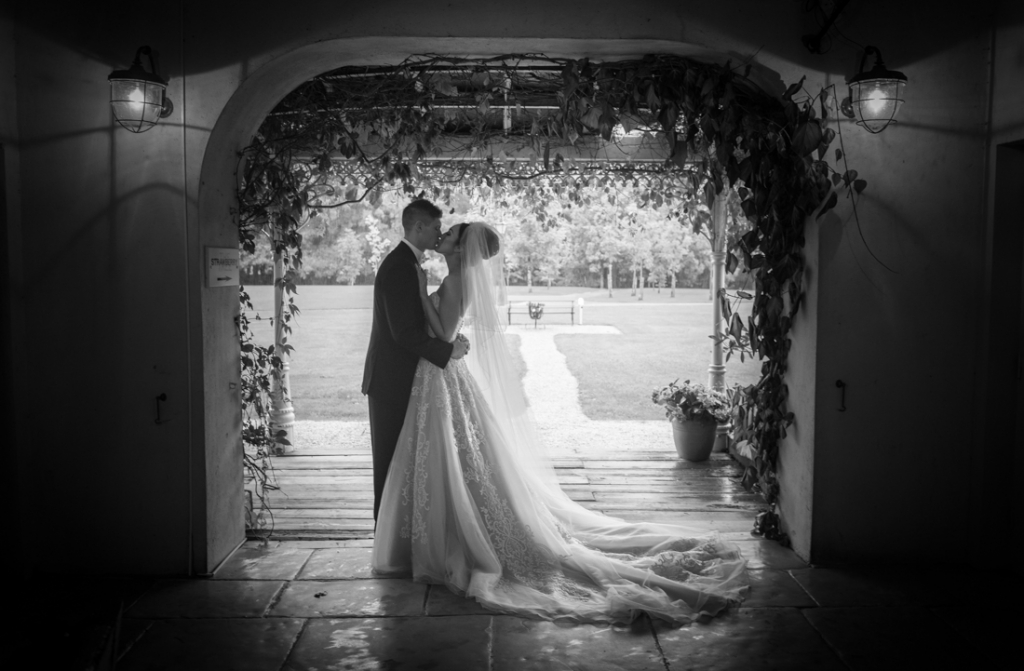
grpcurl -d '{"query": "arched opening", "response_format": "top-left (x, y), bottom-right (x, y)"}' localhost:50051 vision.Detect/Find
top-left (196, 37), bottom-right (797, 572)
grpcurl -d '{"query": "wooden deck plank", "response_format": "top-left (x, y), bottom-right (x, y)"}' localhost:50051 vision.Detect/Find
top-left (259, 443), bottom-right (759, 538)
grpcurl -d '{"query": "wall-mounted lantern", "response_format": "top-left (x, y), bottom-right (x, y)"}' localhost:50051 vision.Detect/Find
top-left (840, 46), bottom-right (907, 134)
top-left (108, 46), bottom-right (173, 133)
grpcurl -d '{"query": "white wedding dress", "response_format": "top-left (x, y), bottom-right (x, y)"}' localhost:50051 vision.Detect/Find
top-left (371, 290), bottom-right (747, 624)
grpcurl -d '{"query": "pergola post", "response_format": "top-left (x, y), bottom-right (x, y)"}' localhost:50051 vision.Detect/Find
top-left (708, 190), bottom-right (730, 452)
top-left (270, 237), bottom-right (296, 455)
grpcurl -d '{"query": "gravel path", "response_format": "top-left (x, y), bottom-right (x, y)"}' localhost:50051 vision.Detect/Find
top-left (292, 324), bottom-right (674, 459)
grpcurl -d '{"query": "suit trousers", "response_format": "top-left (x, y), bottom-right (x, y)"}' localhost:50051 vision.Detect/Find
top-left (367, 392), bottom-right (412, 525)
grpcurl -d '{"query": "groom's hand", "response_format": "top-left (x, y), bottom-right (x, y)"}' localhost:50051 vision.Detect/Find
top-left (451, 334), bottom-right (470, 359)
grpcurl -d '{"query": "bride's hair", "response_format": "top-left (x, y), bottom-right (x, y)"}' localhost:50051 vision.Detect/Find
top-left (458, 222), bottom-right (500, 260)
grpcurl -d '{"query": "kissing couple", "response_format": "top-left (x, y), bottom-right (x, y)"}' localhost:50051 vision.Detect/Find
top-left (362, 199), bottom-right (747, 624)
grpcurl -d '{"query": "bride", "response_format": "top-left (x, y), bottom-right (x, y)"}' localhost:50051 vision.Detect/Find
top-left (372, 221), bottom-right (747, 624)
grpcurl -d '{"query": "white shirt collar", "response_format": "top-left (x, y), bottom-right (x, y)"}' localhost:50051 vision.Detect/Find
top-left (400, 238), bottom-right (425, 264)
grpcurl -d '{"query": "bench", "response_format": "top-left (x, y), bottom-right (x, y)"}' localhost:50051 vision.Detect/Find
top-left (507, 298), bottom-right (585, 326)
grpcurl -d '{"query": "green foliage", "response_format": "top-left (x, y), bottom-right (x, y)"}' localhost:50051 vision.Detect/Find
top-left (235, 53), bottom-right (864, 543)
top-left (237, 286), bottom-right (282, 537)
top-left (652, 380), bottom-right (731, 424)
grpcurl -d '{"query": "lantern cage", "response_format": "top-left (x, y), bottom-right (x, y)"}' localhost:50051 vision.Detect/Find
top-left (842, 46), bottom-right (907, 134)
top-left (108, 46), bottom-right (173, 133)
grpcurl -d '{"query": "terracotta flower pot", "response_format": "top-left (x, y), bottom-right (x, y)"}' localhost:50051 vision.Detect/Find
top-left (671, 418), bottom-right (717, 462)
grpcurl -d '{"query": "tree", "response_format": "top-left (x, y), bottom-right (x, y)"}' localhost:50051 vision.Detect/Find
top-left (239, 233), bottom-right (275, 284)
top-left (332, 229), bottom-right (367, 285)
top-left (648, 215), bottom-right (685, 296)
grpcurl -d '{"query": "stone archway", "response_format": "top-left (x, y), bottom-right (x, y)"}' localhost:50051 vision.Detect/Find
top-left (194, 37), bottom-right (759, 572)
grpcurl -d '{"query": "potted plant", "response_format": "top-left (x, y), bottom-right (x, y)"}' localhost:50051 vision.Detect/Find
top-left (651, 379), bottom-right (730, 461)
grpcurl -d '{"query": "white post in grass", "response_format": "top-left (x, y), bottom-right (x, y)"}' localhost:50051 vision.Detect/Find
top-left (270, 237), bottom-right (296, 455)
top-left (708, 189), bottom-right (730, 453)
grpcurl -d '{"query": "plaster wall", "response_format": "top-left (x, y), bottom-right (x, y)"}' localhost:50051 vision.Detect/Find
top-left (777, 212), bottom-right (819, 561)
top-left (806, 6), bottom-right (995, 563)
top-left (2, 0), bottom-right (1007, 573)
top-left (975, 0), bottom-right (1024, 567)
top-left (990, 1), bottom-right (1024, 145)
top-left (1, 14), bottom-right (31, 575)
top-left (8, 15), bottom-right (194, 573)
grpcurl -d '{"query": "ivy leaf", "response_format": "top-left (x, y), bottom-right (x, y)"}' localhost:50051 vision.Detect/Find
top-left (816, 191), bottom-right (838, 219)
top-left (646, 85), bottom-right (660, 112)
top-left (835, 148), bottom-right (843, 162)
top-left (853, 179), bottom-right (867, 194)
top-left (581, 106), bottom-right (603, 130)
top-left (782, 76), bottom-right (806, 101)
top-left (598, 105), bottom-right (618, 141)
top-left (432, 76), bottom-right (459, 97)
top-left (669, 138), bottom-right (688, 169)
top-left (726, 252), bottom-right (739, 274)
top-left (740, 229), bottom-right (759, 252)
top-left (701, 76), bottom-right (715, 100)
top-left (619, 113), bottom-right (641, 135)
top-left (730, 313), bottom-right (744, 342)
top-left (792, 121), bottom-right (822, 157)
top-left (658, 102), bottom-right (678, 133)
top-left (471, 70), bottom-right (492, 89)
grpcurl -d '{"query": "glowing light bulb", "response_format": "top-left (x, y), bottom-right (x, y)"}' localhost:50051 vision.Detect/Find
top-left (866, 87), bottom-right (887, 115)
top-left (128, 86), bottom-right (145, 112)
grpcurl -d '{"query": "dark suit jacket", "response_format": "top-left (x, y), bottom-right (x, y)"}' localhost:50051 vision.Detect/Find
top-left (362, 242), bottom-right (453, 404)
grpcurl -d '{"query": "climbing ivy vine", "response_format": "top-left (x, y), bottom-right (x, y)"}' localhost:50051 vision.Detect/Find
top-left (236, 53), bottom-right (863, 544)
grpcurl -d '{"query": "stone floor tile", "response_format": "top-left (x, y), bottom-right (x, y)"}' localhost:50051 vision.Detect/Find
top-left (117, 618), bottom-right (154, 660)
top-left (282, 615), bottom-right (491, 670)
top-left (424, 584), bottom-right (494, 616)
top-left (741, 569), bottom-right (817, 608)
top-left (492, 615), bottom-right (664, 671)
top-left (733, 539), bottom-right (808, 570)
top-left (803, 606), bottom-right (979, 670)
top-left (39, 576), bottom-right (155, 618)
top-left (126, 579), bottom-right (284, 618)
top-left (21, 578), bottom-right (154, 668)
top-left (931, 606), bottom-right (1015, 670)
top-left (295, 547), bottom-right (375, 579)
top-left (269, 578), bottom-right (426, 617)
top-left (214, 545), bottom-right (313, 580)
top-left (118, 618), bottom-right (303, 671)
top-left (656, 607), bottom-right (846, 670)
top-left (789, 568), bottom-right (945, 607)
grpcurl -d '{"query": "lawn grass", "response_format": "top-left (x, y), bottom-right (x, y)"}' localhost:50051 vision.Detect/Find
top-left (243, 285), bottom-right (761, 421)
top-left (558, 303), bottom-right (760, 421)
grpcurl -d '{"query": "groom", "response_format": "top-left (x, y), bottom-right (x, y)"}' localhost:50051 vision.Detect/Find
top-left (362, 199), bottom-right (469, 524)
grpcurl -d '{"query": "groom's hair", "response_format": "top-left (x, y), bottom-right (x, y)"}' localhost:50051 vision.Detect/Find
top-left (402, 199), bottom-right (442, 231)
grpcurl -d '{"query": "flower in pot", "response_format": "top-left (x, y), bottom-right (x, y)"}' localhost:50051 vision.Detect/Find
top-left (651, 379), bottom-right (730, 461)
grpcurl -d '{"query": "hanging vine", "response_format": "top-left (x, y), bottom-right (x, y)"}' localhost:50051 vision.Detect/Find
top-left (236, 53), bottom-right (862, 544)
